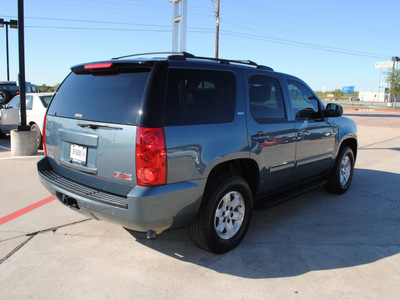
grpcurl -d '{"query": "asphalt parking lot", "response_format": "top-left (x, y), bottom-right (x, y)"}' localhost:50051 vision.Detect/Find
top-left (1, 109), bottom-right (400, 299)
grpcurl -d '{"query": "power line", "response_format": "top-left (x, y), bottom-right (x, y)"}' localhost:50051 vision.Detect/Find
top-left (1, 15), bottom-right (389, 59)
top-left (0, 15), bottom-right (214, 31)
top-left (222, 18), bottom-right (391, 58)
top-left (25, 26), bottom-right (171, 32)
top-left (24, 25), bottom-right (214, 34)
top-left (222, 31), bottom-right (388, 59)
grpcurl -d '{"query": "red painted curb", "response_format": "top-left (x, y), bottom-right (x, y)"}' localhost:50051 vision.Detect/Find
top-left (0, 195), bottom-right (56, 226)
top-left (344, 108), bottom-right (400, 113)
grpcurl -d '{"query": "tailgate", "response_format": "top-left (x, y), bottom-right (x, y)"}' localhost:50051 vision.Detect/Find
top-left (46, 116), bottom-right (137, 196)
top-left (44, 62), bottom-right (152, 196)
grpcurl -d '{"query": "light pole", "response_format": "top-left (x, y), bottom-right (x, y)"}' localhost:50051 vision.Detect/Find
top-left (0, 19), bottom-right (18, 81)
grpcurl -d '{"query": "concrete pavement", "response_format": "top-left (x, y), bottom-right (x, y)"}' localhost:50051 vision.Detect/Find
top-left (0, 110), bottom-right (399, 299)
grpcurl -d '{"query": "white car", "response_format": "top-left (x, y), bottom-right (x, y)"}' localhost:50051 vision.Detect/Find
top-left (0, 92), bottom-right (54, 149)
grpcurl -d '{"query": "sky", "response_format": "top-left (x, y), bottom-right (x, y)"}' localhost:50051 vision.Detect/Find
top-left (1, 0), bottom-right (399, 92)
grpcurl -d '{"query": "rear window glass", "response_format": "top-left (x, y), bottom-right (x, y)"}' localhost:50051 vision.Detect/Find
top-left (39, 95), bottom-right (53, 108)
top-left (0, 85), bottom-right (19, 92)
top-left (47, 72), bottom-right (150, 125)
top-left (164, 68), bottom-right (236, 126)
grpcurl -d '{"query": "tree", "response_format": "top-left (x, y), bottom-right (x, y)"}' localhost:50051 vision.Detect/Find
top-left (387, 69), bottom-right (400, 97)
top-left (333, 89), bottom-right (343, 99)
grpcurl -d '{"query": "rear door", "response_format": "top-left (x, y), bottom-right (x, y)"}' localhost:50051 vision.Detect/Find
top-left (246, 72), bottom-right (296, 196)
top-left (45, 63), bottom-right (152, 196)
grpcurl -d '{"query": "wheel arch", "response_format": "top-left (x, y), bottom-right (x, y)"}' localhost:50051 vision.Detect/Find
top-left (204, 159), bottom-right (259, 199)
top-left (338, 136), bottom-right (358, 161)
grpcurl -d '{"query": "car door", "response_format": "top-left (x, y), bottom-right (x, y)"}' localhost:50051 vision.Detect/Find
top-left (246, 72), bottom-right (296, 197)
top-left (0, 96), bottom-right (20, 132)
top-left (286, 79), bottom-right (335, 183)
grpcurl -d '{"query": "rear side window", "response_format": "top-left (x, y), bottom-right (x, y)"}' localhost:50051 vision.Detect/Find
top-left (47, 72), bottom-right (150, 125)
top-left (39, 95), bottom-right (53, 108)
top-left (164, 68), bottom-right (236, 126)
top-left (26, 96), bottom-right (33, 110)
top-left (249, 74), bottom-right (286, 121)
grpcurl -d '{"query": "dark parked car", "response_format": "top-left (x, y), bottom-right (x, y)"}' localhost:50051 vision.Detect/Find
top-left (37, 53), bottom-right (357, 253)
top-left (0, 81), bottom-right (40, 105)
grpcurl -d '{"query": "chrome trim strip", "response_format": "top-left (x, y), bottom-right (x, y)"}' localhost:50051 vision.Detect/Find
top-left (296, 153), bottom-right (333, 167)
top-left (270, 161), bottom-right (296, 174)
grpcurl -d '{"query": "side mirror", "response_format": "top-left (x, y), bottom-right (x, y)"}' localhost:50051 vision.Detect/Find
top-left (325, 103), bottom-right (343, 117)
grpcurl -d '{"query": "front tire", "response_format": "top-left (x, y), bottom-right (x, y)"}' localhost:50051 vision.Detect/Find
top-left (188, 176), bottom-right (253, 254)
top-left (324, 146), bottom-right (355, 194)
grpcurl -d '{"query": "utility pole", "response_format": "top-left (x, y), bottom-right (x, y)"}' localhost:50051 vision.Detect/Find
top-left (213, 0), bottom-right (220, 58)
top-left (392, 56), bottom-right (399, 109)
top-left (0, 19), bottom-right (18, 81)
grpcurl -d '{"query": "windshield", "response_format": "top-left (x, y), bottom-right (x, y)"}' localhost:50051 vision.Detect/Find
top-left (47, 71), bottom-right (150, 125)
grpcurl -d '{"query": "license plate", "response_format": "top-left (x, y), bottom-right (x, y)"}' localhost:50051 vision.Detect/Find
top-left (70, 144), bottom-right (87, 164)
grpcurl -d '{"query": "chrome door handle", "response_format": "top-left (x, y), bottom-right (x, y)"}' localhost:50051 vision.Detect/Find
top-left (297, 130), bottom-right (309, 137)
top-left (251, 134), bottom-right (270, 142)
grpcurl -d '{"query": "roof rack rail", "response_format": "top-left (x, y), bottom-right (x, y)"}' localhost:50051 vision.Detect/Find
top-left (168, 55), bottom-right (274, 71)
top-left (111, 52), bottom-right (195, 60)
top-left (111, 52), bottom-right (273, 71)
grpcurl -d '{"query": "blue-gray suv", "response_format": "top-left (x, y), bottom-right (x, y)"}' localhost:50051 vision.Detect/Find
top-left (37, 52), bottom-right (357, 253)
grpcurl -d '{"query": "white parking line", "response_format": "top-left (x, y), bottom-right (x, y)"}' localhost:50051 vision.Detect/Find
top-left (0, 155), bottom-right (44, 160)
top-left (0, 145), bottom-right (11, 151)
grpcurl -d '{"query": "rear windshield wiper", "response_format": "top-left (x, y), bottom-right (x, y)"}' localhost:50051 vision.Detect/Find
top-left (77, 121), bottom-right (122, 130)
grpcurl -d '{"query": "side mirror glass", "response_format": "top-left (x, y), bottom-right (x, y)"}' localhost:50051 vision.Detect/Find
top-left (325, 103), bottom-right (343, 117)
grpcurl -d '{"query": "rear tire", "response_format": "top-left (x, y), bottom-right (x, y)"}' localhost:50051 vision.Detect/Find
top-left (0, 89), bottom-right (10, 104)
top-left (188, 176), bottom-right (253, 254)
top-left (30, 123), bottom-right (43, 149)
top-left (324, 146), bottom-right (354, 194)
top-left (0, 129), bottom-right (6, 139)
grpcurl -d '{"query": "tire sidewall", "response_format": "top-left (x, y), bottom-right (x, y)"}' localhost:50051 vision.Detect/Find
top-left (203, 176), bottom-right (253, 253)
top-left (0, 90), bottom-right (9, 104)
top-left (30, 123), bottom-right (42, 149)
top-left (335, 147), bottom-right (354, 192)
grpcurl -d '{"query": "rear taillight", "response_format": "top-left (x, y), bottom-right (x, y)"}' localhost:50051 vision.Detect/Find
top-left (136, 127), bottom-right (167, 186)
top-left (43, 114), bottom-right (47, 156)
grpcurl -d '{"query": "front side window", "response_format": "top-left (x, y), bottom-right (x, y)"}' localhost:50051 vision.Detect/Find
top-left (287, 80), bottom-right (320, 119)
top-left (249, 74), bottom-right (286, 121)
top-left (165, 68), bottom-right (236, 126)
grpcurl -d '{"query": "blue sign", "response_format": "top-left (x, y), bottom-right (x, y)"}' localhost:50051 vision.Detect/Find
top-left (342, 86), bottom-right (355, 94)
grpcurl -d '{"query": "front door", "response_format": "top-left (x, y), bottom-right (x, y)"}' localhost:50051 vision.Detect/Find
top-left (286, 79), bottom-right (335, 183)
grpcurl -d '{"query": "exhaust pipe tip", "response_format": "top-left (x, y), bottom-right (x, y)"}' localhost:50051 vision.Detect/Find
top-left (146, 230), bottom-right (156, 240)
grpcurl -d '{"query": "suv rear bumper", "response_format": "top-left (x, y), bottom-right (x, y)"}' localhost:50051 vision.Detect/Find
top-left (37, 157), bottom-right (205, 233)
